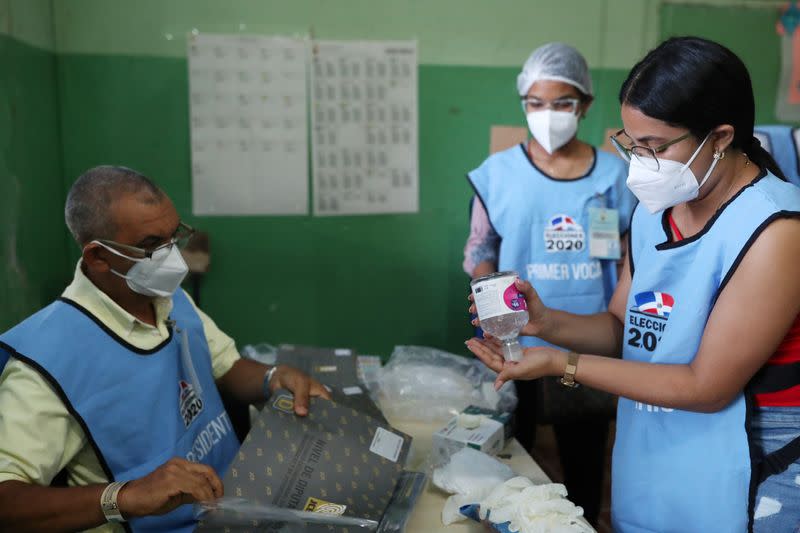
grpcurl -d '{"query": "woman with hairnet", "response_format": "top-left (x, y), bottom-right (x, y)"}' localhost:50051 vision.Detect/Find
top-left (464, 42), bottom-right (635, 525)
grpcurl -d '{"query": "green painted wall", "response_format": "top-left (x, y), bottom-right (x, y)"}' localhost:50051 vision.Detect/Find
top-left (49, 0), bottom-right (792, 358)
top-left (0, 1), bottom-right (69, 331)
top-left (1, 0), bottom-right (789, 357)
top-left (661, 3), bottom-right (787, 126)
top-left (56, 53), bottom-right (628, 356)
top-left (0, 0), bottom-right (55, 50)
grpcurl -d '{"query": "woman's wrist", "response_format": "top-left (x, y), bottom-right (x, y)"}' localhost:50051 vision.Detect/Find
top-left (524, 306), bottom-right (553, 338)
top-left (549, 349), bottom-right (569, 377)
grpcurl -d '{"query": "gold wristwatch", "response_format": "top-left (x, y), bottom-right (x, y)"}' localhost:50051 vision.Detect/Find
top-left (559, 351), bottom-right (580, 388)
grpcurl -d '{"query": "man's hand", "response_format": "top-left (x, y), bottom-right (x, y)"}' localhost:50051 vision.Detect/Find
top-left (269, 365), bottom-right (332, 416)
top-left (117, 458), bottom-right (223, 518)
top-left (217, 359), bottom-right (331, 413)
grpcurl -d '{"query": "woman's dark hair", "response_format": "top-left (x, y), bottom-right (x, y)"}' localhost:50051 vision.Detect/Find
top-left (619, 36), bottom-right (786, 180)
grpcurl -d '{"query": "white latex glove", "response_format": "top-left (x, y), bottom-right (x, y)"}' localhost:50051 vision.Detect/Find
top-left (441, 493), bottom-right (477, 525)
top-left (477, 477), bottom-right (592, 533)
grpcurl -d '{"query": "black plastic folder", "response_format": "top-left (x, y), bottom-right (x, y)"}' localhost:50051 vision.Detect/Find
top-left (197, 390), bottom-right (420, 532)
top-left (276, 345), bottom-right (360, 388)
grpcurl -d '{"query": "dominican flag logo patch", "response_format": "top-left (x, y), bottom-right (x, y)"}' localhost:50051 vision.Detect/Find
top-left (179, 380), bottom-right (204, 428)
top-left (547, 215), bottom-right (579, 231)
top-left (544, 214), bottom-right (585, 253)
top-left (634, 291), bottom-right (674, 318)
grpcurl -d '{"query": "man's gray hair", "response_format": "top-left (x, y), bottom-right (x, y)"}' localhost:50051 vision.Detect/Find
top-left (65, 165), bottom-right (165, 245)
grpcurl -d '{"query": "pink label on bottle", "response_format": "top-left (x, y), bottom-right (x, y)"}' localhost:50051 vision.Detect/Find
top-left (503, 283), bottom-right (528, 312)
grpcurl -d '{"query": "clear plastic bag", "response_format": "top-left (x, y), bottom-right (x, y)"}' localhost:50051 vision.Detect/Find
top-left (194, 497), bottom-right (379, 530)
top-left (239, 343), bottom-right (278, 366)
top-left (376, 345), bottom-right (517, 424)
top-left (432, 448), bottom-right (516, 525)
top-left (432, 447), bottom-right (515, 496)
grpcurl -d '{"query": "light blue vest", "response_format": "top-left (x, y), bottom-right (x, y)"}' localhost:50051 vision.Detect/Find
top-left (754, 125), bottom-right (800, 187)
top-left (469, 144), bottom-right (634, 347)
top-left (613, 172), bottom-right (800, 532)
top-left (0, 289), bottom-right (239, 533)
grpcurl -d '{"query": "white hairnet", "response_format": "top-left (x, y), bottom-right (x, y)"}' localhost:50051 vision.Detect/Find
top-left (516, 42), bottom-right (593, 97)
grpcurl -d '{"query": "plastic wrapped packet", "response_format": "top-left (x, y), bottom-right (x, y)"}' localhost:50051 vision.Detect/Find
top-left (357, 355), bottom-right (383, 387)
top-left (239, 343), bottom-right (278, 366)
top-left (431, 448), bottom-right (515, 525)
top-left (432, 447), bottom-right (514, 496)
top-left (194, 497), bottom-right (379, 530)
top-left (376, 345), bottom-right (517, 424)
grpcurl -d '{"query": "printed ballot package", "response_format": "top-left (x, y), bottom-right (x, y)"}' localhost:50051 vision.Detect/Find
top-left (197, 389), bottom-right (416, 532)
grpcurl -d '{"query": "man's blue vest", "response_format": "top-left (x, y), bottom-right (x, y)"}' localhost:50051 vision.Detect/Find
top-left (0, 289), bottom-right (239, 532)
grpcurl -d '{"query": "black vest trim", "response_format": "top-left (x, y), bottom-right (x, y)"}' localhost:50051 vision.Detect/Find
top-left (57, 297), bottom-right (174, 355)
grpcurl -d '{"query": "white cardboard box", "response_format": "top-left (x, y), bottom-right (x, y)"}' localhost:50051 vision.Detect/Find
top-left (431, 406), bottom-right (512, 463)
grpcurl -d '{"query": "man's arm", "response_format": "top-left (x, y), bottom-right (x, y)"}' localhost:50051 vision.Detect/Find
top-left (185, 292), bottom-right (332, 415)
top-left (0, 481), bottom-right (106, 533)
top-left (0, 360), bottom-right (107, 532)
top-left (0, 361), bottom-right (223, 531)
top-left (215, 358), bottom-right (331, 416)
top-left (0, 458), bottom-right (222, 532)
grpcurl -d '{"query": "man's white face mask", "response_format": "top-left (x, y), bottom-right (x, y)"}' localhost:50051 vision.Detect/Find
top-left (93, 241), bottom-right (189, 298)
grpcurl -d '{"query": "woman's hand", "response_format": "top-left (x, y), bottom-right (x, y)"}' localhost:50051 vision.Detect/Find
top-left (469, 279), bottom-right (550, 337)
top-left (465, 337), bottom-right (564, 390)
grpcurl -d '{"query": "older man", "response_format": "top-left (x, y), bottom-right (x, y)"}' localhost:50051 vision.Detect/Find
top-left (0, 166), bottom-right (330, 532)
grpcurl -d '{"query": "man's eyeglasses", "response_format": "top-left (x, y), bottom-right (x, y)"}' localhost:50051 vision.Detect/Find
top-left (610, 129), bottom-right (692, 171)
top-left (520, 97), bottom-right (581, 114)
top-left (96, 222), bottom-right (195, 260)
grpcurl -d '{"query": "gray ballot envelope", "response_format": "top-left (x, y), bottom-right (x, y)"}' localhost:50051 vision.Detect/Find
top-left (197, 389), bottom-right (412, 532)
top-left (277, 345), bottom-right (386, 423)
top-left (276, 345), bottom-right (359, 388)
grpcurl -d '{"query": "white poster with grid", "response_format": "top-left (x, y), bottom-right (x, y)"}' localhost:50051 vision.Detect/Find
top-left (188, 34), bottom-right (309, 215)
top-left (311, 40), bottom-right (418, 216)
